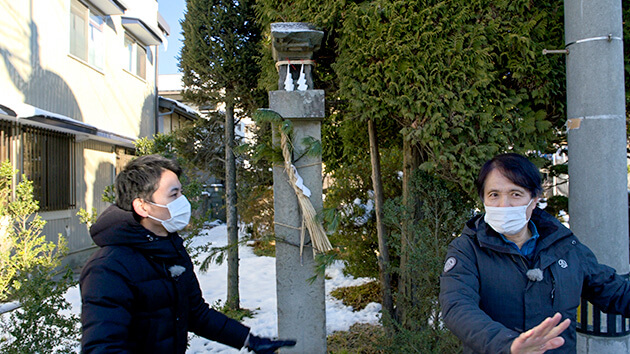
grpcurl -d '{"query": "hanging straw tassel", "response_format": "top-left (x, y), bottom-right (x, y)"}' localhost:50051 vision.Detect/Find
top-left (279, 130), bottom-right (332, 256)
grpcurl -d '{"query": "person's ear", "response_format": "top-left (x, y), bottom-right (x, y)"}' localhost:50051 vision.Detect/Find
top-left (132, 198), bottom-right (149, 217)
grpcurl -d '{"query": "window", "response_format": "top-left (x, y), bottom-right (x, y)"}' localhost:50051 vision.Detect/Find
top-left (0, 120), bottom-right (13, 162)
top-left (70, 0), bottom-right (105, 70)
top-left (115, 147), bottom-right (135, 175)
top-left (21, 126), bottom-right (76, 211)
top-left (124, 34), bottom-right (147, 79)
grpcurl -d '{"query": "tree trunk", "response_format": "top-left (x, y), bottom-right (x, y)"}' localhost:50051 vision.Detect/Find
top-left (225, 101), bottom-right (240, 310)
top-left (367, 119), bottom-right (394, 322)
top-left (397, 137), bottom-right (420, 329)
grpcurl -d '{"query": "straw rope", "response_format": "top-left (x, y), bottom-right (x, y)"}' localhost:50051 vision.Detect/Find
top-left (278, 130), bottom-right (332, 256)
top-left (274, 59), bottom-right (316, 72)
top-left (294, 161), bottom-right (322, 169)
top-left (274, 221), bottom-right (303, 231)
top-left (269, 230), bottom-right (315, 253)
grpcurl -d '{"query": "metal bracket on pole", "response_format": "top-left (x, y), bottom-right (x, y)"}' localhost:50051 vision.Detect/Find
top-left (543, 49), bottom-right (569, 55)
top-left (543, 34), bottom-right (621, 55)
top-left (566, 33), bottom-right (622, 48)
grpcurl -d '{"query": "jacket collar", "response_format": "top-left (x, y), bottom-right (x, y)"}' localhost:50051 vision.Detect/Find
top-left (90, 204), bottom-right (183, 260)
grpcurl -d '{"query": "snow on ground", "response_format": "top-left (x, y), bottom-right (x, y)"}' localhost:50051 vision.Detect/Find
top-left (63, 224), bottom-right (381, 353)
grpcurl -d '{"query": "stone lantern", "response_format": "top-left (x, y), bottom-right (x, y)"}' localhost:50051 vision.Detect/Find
top-left (269, 22), bottom-right (327, 353)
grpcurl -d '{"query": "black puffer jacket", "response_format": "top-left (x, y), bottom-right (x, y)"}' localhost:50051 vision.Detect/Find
top-left (80, 205), bottom-right (250, 353)
top-left (439, 208), bottom-right (630, 354)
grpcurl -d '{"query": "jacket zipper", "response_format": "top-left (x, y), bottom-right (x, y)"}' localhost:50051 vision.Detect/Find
top-left (550, 271), bottom-right (556, 308)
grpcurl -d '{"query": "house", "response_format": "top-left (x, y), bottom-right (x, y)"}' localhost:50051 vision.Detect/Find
top-left (0, 0), bottom-right (172, 267)
top-left (157, 74), bottom-right (200, 134)
top-left (158, 73), bottom-right (228, 221)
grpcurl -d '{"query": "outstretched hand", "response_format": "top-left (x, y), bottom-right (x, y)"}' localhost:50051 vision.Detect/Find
top-left (246, 334), bottom-right (297, 354)
top-left (511, 313), bottom-right (571, 354)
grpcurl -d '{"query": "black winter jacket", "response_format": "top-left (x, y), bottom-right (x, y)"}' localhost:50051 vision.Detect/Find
top-left (80, 205), bottom-right (250, 353)
top-left (439, 208), bottom-right (630, 354)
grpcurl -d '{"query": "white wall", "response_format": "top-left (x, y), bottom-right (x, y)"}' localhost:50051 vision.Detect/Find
top-left (0, 0), bottom-right (165, 266)
top-left (0, 0), bottom-right (160, 139)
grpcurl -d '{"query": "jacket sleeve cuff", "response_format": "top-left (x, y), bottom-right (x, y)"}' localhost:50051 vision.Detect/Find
top-left (220, 318), bottom-right (251, 349)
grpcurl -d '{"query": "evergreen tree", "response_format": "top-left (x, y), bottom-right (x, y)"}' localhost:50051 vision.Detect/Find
top-left (257, 0), bottom-right (566, 339)
top-left (181, 0), bottom-right (262, 311)
top-left (171, 111), bottom-right (227, 181)
top-left (333, 0), bottom-right (565, 327)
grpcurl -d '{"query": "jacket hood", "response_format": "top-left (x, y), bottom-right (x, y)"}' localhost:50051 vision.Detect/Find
top-left (90, 204), bottom-right (183, 259)
top-left (463, 207), bottom-right (573, 254)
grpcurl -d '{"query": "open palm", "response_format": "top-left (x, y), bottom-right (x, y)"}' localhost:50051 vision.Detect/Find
top-left (511, 313), bottom-right (571, 354)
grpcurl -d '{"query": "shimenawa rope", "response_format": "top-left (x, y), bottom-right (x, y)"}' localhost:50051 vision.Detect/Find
top-left (278, 129), bottom-right (333, 257)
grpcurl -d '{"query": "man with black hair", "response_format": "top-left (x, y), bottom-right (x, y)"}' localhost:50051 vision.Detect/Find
top-left (80, 154), bottom-right (295, 353)
top-left (440, 153), bottom-right (630, 353)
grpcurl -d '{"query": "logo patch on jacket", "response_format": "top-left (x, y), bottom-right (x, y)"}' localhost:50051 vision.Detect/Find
top-left (558, 259), bottom-right (568, 269)
top-left (168, 265), bottom-right (186, 278)
top-left (444, 257), bottom-right (457, 273)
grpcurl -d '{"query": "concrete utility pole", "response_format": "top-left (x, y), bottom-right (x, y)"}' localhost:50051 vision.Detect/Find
top-left (269, 23), bottom-right (327, 353)
top-left (564, 0), bottom-right (629, 352)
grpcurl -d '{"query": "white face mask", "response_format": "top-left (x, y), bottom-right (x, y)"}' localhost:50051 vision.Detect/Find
top-left (484, 199), bottom-right (534, 236)
top-left (146, 195), bottom-right (192, 233)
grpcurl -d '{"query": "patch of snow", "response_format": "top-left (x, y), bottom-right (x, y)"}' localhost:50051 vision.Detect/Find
top-left (557, 210), bottom-right (570, 227)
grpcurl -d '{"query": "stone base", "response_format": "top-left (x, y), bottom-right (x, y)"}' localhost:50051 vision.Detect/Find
top-left (577, 333), bottom-right (630, 353)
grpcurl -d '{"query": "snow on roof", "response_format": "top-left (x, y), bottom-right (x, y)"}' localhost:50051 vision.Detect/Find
top-left (158, 73), bottom-right (184, 91)
top-left (159, 96), bottom-right (199, 117)
top-left (2, 101), bottom-right (98, 130)
top-left (0, 101), bottom-right (136, 147)
top-left (270, 22), bottom-right (320, 33)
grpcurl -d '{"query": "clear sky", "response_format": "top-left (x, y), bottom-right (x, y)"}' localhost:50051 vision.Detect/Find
top-left (158, 0), bottom-right (186, 75)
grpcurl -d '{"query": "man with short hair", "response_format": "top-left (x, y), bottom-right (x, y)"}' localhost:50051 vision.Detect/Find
top-left (80, 154), bottom-right (295, 353)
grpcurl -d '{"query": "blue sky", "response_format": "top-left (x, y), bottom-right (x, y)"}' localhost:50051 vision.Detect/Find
top-left (158, 0), bottom-right (186, 75)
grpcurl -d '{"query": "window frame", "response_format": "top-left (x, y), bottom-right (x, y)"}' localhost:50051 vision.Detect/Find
top-left (123, 33), bottom-right (148, 80)
top-left (19, 125), bottom-right (76, 212)
top-left (69, 0), bottom-right (106, 71)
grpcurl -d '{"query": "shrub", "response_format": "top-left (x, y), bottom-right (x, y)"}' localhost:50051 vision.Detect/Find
top-left (0, 161), bottom-right (62, 301)
top-left (251, 237), bottom-right (276, 258)
top-left (330, 281), bottom-right (381, 311)
top-left (240, 185), bottom-right (275, 243)
top-left (0, 268), bottom-right (80, 353)
top-left (383, 170), bottom-right (471, 350)
top-left (381, 324), bottom-right (461, 354)
top-left (325, 147), bottom-right (403, 279)
top-left (0, 160), bottom-right (80, 352)
top-left (210, 299), bottom-right (255, 322)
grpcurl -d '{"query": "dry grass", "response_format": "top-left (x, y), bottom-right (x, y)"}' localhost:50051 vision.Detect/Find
top-left (327, 323), bottom-right (386, 354)
top-left (330, 281), bottom-right (381, 311)
top-left (327, 281), bottom-right (386, 353)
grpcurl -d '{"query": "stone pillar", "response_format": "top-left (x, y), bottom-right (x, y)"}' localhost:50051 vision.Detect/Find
top-left (269, 23), bottom-right (327, 353)
top-left (564, 0), bottom-right (630, 352)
